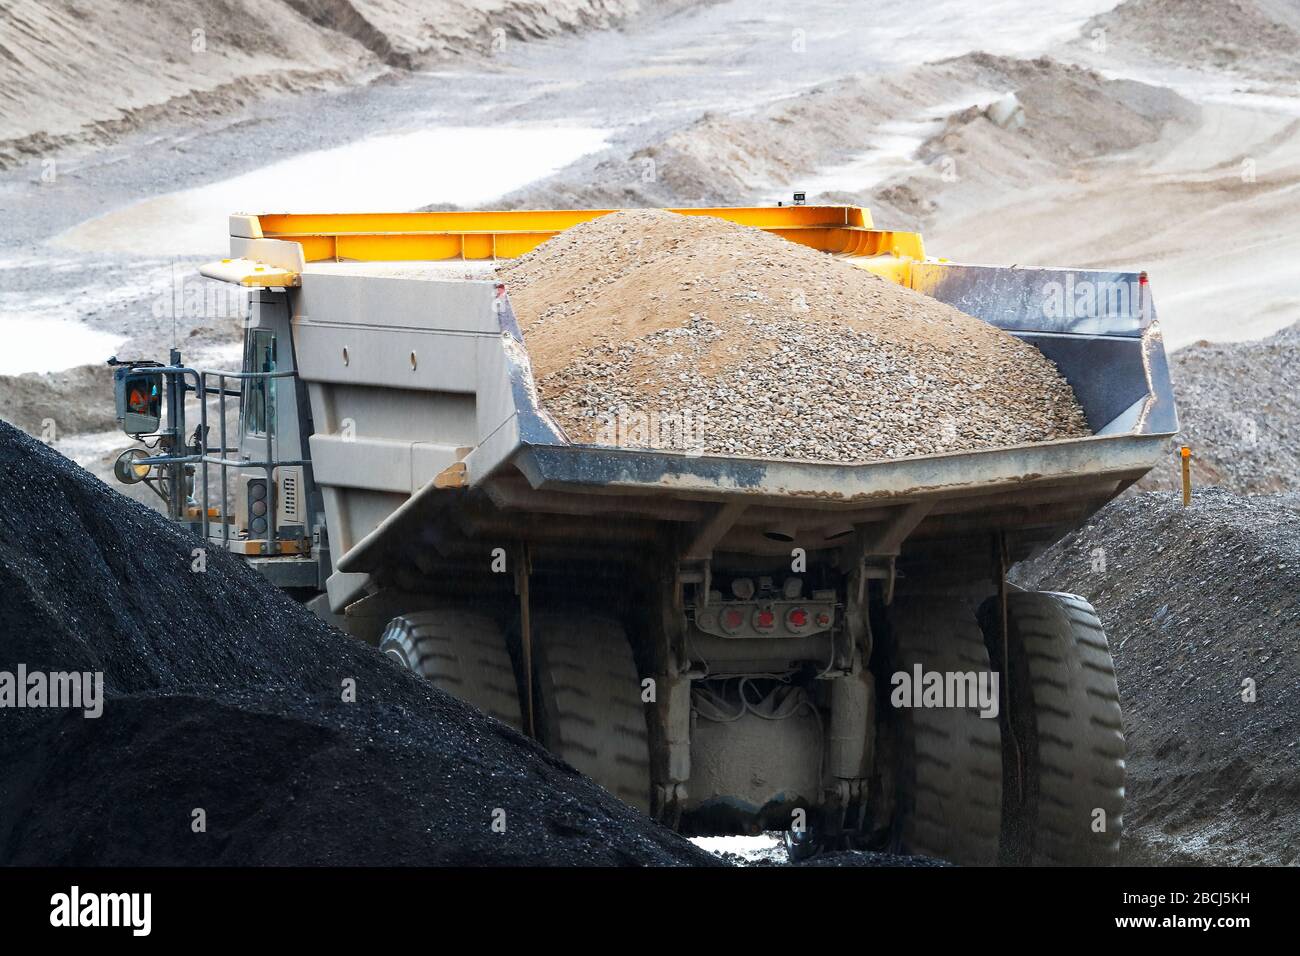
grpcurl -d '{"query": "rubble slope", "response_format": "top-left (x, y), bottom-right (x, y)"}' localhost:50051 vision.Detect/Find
top-left (0, 421), bottom-right (714, 866)
top-left (1015, 489), bottom-right (1300, 865)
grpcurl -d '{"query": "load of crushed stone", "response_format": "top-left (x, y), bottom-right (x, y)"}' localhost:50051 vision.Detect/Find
top-left (0, 422), bottom-right (714, 866)
top-left (499, 210), bottom-right (1089, 462)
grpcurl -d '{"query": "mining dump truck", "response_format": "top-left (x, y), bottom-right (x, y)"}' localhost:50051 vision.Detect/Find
top-left (109, 205), bottom-right (1176, 864)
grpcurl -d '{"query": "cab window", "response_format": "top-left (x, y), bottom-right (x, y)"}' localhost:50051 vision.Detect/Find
top-left (125, 372), bottom-right (162, 420)
top-left (243, 330), bottom-right (277, 437)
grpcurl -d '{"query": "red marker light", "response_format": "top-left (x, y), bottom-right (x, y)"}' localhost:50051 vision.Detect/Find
top-left (788, 608), bottom-right (808, 628)
top-left (754, 610), bottom-right (776, 632)
top-left (722, 608), bottom-right (745, 633)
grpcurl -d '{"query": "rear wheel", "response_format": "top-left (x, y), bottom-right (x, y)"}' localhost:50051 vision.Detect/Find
top-left (889, 597), bottom-right (1004, 865)
top-left (533, 611), bottom-right (652, 814)
top-left (783, 827), bottom-right (822, 863)
top-left (379, 610), bottom-right (523, 732)
top-left (990, 591), bottom-right (1126, 864)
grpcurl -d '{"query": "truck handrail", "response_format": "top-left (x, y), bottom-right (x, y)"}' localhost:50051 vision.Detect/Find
top-left (136, 365), bottom-right (309, 550)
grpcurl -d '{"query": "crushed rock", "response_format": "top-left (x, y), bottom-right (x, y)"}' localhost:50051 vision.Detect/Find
top-left (499, 210), bottom-right (1089, 462)
top-left (1137, 321), bottom-right (1300, 495)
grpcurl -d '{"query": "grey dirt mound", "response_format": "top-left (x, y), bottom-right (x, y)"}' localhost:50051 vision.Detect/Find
top-left (1087, 0), bottom-right (1300, 80)
top-left (1138, 322), bottom-right (1300, 495)
top-left (0, 365), bottom-right (117, 437)
top-left (0, 421), bottom-right (715, 866)
top-left (1014, 489), bottom-right (1300, 865)
top-left (499, 210), bottom-right (1089, 462)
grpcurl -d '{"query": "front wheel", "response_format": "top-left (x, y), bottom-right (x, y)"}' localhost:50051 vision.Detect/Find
top-left (379, 609), bottom-right (524, 732)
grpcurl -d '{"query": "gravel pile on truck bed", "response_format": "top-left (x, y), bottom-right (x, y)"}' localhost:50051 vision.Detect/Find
top-left (0, 422), bottom-right (716, 866)
top-left (499, 210), bottom-right (1090, 461)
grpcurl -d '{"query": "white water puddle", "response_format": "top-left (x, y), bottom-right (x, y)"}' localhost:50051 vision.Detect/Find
top-left (53, 125), bottom-right (612, 257)
top-left (0, 317), bottom-right (124, 375)
top-left (0, 257), bottom-right (225, 373)
top-left (691, 834), bottom-right (784, 864)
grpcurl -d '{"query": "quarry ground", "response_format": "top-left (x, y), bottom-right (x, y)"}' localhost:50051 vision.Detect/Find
top-left (1, 0), bottom-right (1297, 866)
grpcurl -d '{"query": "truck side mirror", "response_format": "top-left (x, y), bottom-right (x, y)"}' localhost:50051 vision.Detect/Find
top-left (113, 447), bottom-right (151, 484)
top-left (114, 368), bottom-right (163, 435)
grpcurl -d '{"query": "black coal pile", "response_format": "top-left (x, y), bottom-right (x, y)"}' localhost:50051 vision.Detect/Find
top-left (1015, 488), bottom-right (1300, 865)
top-left (0, 421), bottom-right (715, 866)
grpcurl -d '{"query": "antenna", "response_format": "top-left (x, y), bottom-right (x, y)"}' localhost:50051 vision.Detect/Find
top-left (171, 257), bottom-right (180, 350)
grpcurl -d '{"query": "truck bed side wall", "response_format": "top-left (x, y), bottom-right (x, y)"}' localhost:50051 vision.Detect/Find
top-left (289, 274), bottom-right (513, 609)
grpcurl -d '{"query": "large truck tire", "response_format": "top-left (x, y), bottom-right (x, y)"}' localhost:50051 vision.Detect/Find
top-left (994, 591), bottom-right (1125, 864)
top-left (889, 598), bottom-right (1004, 865)
top-left (379, 610), bottom-right (524, 732)
top-left (533, 611), bottom-right (652, 814)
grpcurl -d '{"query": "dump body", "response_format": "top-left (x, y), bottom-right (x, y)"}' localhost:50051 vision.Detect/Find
top-left (200, 207), bottom-right (1174, 612)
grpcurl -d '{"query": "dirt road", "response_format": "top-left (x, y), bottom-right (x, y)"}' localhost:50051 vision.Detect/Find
top-left (0, 0), bottom-right (1122, 375)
